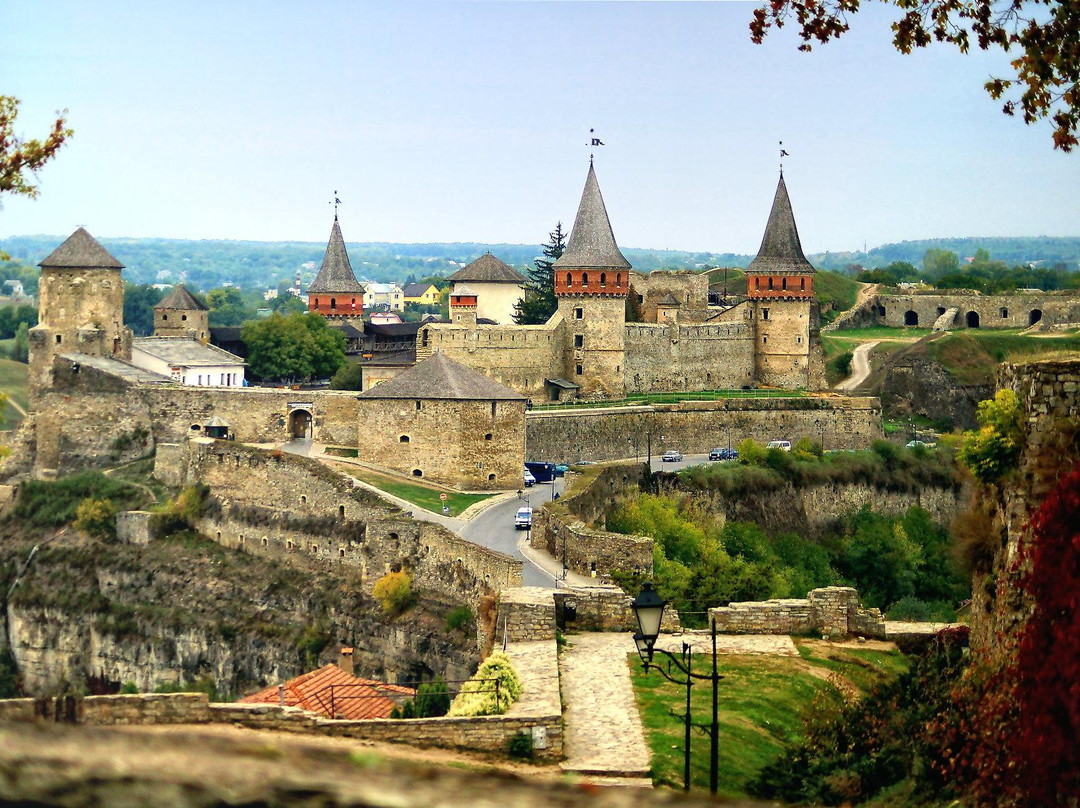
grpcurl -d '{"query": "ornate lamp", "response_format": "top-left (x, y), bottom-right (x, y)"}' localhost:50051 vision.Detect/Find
top-left (630, 582), bottom-right (666, 662)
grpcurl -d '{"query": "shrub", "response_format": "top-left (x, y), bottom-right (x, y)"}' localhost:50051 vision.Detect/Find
top-left (445, 604), bottom-right (474, 633)
top-left (507, 730), bottom-right (535, 760)
top-left (119, 681), bottom-right (139, 694)
top-left (11, 471), bottom-right (142, 527)
top-left (958, 389), bottom-right (1024, 483)
top-left (448, 651), bottom-right (523, 717)
top-left (885, 596), bottom-right (956, 622)
top-left (737, 438), bottom-right (766, 466)
top-left (414, 678), bottom-right (451, 717)
top-left (373, 571), bottom-right (414, 616)
top-left (74, 497), bottom-right (118, 540)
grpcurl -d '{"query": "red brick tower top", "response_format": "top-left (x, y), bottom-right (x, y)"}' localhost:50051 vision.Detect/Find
top-left (307, 217), bottom-right (365, 317)
top-left (553, 161), bottom-right (631, 298)
top-left (745, 173), bottom-right (815, 300)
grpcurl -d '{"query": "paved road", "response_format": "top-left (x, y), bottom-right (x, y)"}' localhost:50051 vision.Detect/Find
top-left (460, 476), bottom-right (571, 588)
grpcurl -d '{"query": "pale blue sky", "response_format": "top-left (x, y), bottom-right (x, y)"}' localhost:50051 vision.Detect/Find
top-left (2, 1), bottom-right (1077, 254)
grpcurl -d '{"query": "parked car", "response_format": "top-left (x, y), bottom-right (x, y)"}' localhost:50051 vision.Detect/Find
top-left (514, 506), bottom-right (533, 529)
top-left (766, 440), bottom-right (792, 452)
top-left (906, 439), bottom-right (935, 449)
top-left (523, 468), bottom-right (536, 487)
top-left (554, 464), bottom-right (569, 477)
top-left (661, 450), bottom-right (683, 462)
top-left (525, 461), bottom-right (556, 483)
top-left (709, 447), bottom-right (738, 461)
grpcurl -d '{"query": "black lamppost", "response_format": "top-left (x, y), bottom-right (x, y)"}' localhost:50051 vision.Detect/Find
top-left (631, 583), bottom-right (722, 795)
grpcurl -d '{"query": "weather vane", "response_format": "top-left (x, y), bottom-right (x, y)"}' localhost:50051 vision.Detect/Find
top-left (588, 128), bottom-right (605, 164)
top-left (779, 141), bottom-right (790, 174)
top-left (330, 190), bottom-right (342, 221)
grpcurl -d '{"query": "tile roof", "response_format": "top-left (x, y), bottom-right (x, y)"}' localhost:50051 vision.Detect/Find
top-left (132, 337), bottom-right (246, 367)
top-left (307, 219), bottom-right (366, 294)
top-left (156, 285), bottom-right (209, 311)
top-left (403, 282), bottom-right (438, 297)
top-left (238, 664), bottom-right (415, 721)
top-left (447, 253), bottom-right (526, 284)
top-left (657, 293), bottom-right (681, 307)
top-left (39, 227), bottom-right (124, 270)
top-left (357, 352), bottom-right (526, 401)
top-left (61, 353), bottom-right (172, 384)
top-left (746, 174), bottom-right (816, 276)
top-left (553, 162), bottom-right (632, 271)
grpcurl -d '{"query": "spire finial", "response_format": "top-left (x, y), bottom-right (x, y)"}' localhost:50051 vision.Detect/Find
top-left (779, 141), bottom-right (790, 175)
top-left (588, 128), bottom-right (604, 166)
top-left (330, 190), bottom-right (342, 222)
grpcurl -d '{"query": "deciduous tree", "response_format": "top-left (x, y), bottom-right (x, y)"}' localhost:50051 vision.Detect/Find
top-left (750, 0), bottom-right (1080, 150)
top-left (0, 96), bottom-right (72, 201)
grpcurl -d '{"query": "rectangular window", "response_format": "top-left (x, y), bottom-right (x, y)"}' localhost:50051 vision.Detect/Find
top-left (762, 308), bottom-right (770, 320)
top-left (574, 308), bottom-right (583, 320)
top-left (574, 334), bottom-right (584, 348)
top-left (575, 364), bottom-right (583, 376)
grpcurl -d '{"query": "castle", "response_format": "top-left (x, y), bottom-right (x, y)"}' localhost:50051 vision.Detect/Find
top-left (416, 162), bottom-right (826, 401)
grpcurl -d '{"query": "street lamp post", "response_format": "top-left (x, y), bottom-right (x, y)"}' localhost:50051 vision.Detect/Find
top-left (631, 583), bottom-right (722, 794)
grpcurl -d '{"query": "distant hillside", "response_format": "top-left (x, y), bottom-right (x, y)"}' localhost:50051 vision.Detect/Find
top-left (810, 237), bottom-right (1080, 272)
top-left (0, 235), bottom-right (751, 293)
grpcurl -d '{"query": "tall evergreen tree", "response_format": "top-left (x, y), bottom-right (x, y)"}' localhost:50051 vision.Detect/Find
top-left (514, 222), bottom-right (565, 325)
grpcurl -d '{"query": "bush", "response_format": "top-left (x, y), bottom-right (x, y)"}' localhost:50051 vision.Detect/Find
top-left (448, 651), bottom-right (523, 717)
top-left (414, 679), bottom-right (451, 717)
top-left (737, 438), bottom-right (766, 466)
top-left (73, 497), bottom-right (118, 540)
top-left (445, 604), bottom-right (474, 633)
top-left (507, 730), bottom-right (535, 760)
top-left (373, 571), bottom-right (414, 616)
top-left (958, 389), bottom-right (1024, 483)
top-left (119, 681), bottom-right (139, 694)
top-left (885, 596), bottom-right (956, 622)
top-left (11, 471), bottom-right (142, 527)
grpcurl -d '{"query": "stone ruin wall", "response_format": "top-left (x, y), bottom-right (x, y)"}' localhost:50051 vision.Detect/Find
top-left (525, 396), bottom-right (883, 464)
top-left (530, 507), bottom-right (653, 581)
top-left (969, 358), bottom-right (1080, 658)
top-left (866, 292), bottom-right (1080, 331)
top-left (630, 269), bottom-right (711, 323)
top-left (709, 586), bottom-right (885, 639)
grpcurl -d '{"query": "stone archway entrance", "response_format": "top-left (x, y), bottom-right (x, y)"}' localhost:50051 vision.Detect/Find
top-left (904, 310), bottom-right (919, 326)
top-left (288, 409), bottom-right (312, 440)
top-left (1030, 309), bottom-right (1043, 326)
top-left (966, 311), bottom-right (981, 328)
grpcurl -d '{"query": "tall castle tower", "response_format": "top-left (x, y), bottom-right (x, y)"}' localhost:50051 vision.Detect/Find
top-left (554, 161), bottom-right (632, 399)
top-left (28, 228), bottom-right (132, 398)
top-left (153, 285), bottom-right (209, 342)
top-left (307, 216), bottom-right (366, 322)
top-left (744, 173), bottom-right (819, 388)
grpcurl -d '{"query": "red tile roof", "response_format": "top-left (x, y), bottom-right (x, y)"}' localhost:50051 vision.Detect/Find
top-left (238, 664), bottom-right (415, 720)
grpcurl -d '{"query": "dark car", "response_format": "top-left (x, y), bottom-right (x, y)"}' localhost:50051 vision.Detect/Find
top-left (709, 447), bottom-right (738, 461)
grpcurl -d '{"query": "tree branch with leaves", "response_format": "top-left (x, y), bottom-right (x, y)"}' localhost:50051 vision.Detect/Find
top-left (0, 95), bottom-right (73, 200)
top-left (750, 0), bottom-right (1080, 151)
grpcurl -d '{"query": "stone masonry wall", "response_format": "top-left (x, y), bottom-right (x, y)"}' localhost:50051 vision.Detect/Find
top-left (710, 586), bottom-right (885, 639)
top-left (525, 396), bottom-right (883, 464)
top-left (873, 292), bottom-right (1080, 330)
top-left (630, 270), bottom-right (710, 323)
top-left (623, 322), bottom-right (755, 393)
top-left (530, 507), bottom-right (653, 580)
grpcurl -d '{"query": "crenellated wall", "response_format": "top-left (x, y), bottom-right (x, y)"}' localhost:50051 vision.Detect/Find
top-left (622, 322), bottom-right (755, 392)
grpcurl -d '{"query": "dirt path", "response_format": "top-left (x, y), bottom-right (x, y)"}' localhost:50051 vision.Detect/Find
top-left (835, 340), bottom-right (880, 391)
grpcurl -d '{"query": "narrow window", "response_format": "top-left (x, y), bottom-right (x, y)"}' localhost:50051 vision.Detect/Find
top-left (415, 400), bottom-right (422, 410)
top-left (491, 401), bottom-right (497, 418)
top-left (476, 462), bottom-right (483, 469)
top-left (763, 335), bottom-right (768, 344)
top-left (637, 294), bottom-right (644, 304)
top-left (313, 297), bottom-right (319, 307)
top-left (162, 314), bottom-right (168, 321)
top-left (599, 272), bottom-right (606, 287)
top-left (800, 277), bottom-right (806, 290)
top-left (330, 298), bottom-right (337, 309)
top-left (262, 537), bottom-right (268, 547)
top-left (762, 308), bottom-right (770, 320)
top-left (574, 334), bottom-right (584, 348)
top-left (616, 273), bottom-right (622, 286)
top-left (575, 307), bottom-right (583, 320)
top-left (339, 549), bottom-right (345, 558)
top-left (768, 277), bottom-right (774, 290)
top-left (575, 364), bottom-right (583, 375)
top-left (56, 334), bottom-right (62, 344)
top-left (781, 278), bottom-right (787, 290)
top-left (581, 272), bottom-right (589, 287)
top-left (300, 495), bottom-right (307, 504)
top-left (339, 505), bottom-right (346, 518)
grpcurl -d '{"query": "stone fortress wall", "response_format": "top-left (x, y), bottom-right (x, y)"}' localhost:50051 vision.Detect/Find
top-left (525, 396), bottom-right (883, 464)
top-left (622, 321), bottom-right (756, 393)
top-left (155, 439), bottom-right (523, 607)
top-left (854, 291), bottom-right (1080, 331)
top-left (630, 269), bottom-right (710, 323)
top-left (709, 586), bottom-right (886, 639)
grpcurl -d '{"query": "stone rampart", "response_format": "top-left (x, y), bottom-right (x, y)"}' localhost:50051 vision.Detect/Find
top-left (623, 323), bottom-right (755, 393)
top-left (530, 508), bottom-right (652, 580)
top-left (496, 587), bottom-right (558, 643)
top-left (116, 510), bottom-right (154, 545)
top-left (869, 292), bottom-right (1080, 331)
top-left (525, 396), bottom-right (883, 463)
top-left (496, 585), bottom-right (681, 642)
top-left (709, 586), bottom-right (885, 639)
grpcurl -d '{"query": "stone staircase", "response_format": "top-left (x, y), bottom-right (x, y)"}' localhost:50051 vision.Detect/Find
top-left (932, 307), bottom-right (959, 331)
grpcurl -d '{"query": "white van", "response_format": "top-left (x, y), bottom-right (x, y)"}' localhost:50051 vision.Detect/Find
top-left (766, 440), bottom-right (792, 452)
top-left (514, 506), bottom-right (533, 530)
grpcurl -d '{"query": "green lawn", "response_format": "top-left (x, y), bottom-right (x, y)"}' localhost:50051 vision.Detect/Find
top-left (630, 644), bottom-right (908, 797)
top-left (0, 358), bottom-right (29, 430)
top-left (331, 463), bottom-right (493, 516)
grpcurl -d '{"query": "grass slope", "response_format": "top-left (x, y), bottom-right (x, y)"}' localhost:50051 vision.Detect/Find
top-left (0, 358), bottom-right (29, 430)
top-left (331, 463), bottom-right (492, 516)
top-left (631, 642), bottom-right (908, 797)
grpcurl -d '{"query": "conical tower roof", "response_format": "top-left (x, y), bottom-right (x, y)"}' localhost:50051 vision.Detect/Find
top-left (746, 174), bottom-right (815, 275)
top-left (155, 285), bottom-right (208, 311)
top-left (307, 219), bottom-right (365, 294)
top-left (39, 227), bottom-right (124, 269)
top-left (553, 162), bottom-right (631, 271)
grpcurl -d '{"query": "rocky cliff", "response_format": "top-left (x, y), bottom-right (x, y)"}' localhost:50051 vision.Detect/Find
top-left (1, 523), bottom-right (478, 697)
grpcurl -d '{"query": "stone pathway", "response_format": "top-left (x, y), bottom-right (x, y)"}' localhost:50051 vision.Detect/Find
top-left (558, 633), bottom-right (653, 781)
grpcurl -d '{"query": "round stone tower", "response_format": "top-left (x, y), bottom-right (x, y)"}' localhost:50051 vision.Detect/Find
top-left (28, 227), bottom-right (132, 398)
top-left (744, 173), bottom-right (819, 389)
top-left (154, 284), bottom-right (209, 343)
top-left (554, 161), bottom-right (632, 399)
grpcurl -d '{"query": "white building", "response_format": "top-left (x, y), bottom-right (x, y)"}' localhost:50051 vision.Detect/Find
top-left (131, 336), bottom-right (246, 387)
top-left (364, 282), bottom-right (404, 312)
top-left (447, 253), bottom-right (526, 325)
